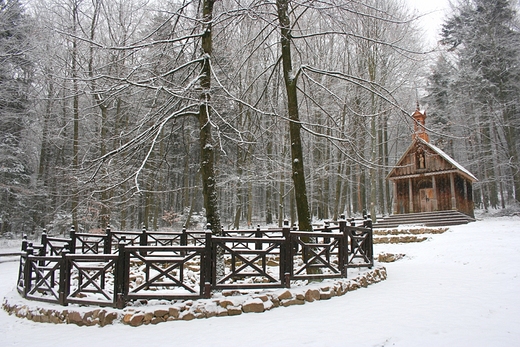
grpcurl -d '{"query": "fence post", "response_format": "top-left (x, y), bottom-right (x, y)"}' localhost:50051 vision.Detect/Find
top-left (364, 220), bottom-right (374, 268)
top-left (40, 230), bottom-right (47, 254)
top-left (181, 226), bottom-right (187, 246)
top-left (363, 214), bottom-right (372, 229)
top-left (140, 226), bottom-right (147, 256)
top-left (38, 235), bottom-right (46, 267)
top-left (69, 225), bottom-right (76, 254)
top-left (21, 234), bottom-right (28, 252)
top-left (23, 245), bottom-right (34, 298)
top-left (338, 216), bottom-right (348, 277)
top-left (255, 224), bottom-right (262, 250)
top-left (323, 220), bottom-right (331, 243)
top-left (104, 225), bottom-right (112, 254)
top-left (282, 219), bottom-right (291, 287)
top-left (204, 231), bottom-right (212, 297)
top-left (343, 221), bottom-right (353, 269)
top-left (59, 248), bottom-right (70, 306)
top-left (115, 239), bottom-right (127, 309)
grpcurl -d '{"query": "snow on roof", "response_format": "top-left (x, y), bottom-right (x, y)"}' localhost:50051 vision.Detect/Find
top-left (420, 138), bottom-right (478, 182)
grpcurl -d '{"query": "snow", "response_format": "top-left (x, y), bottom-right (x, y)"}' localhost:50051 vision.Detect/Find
top-left (420, 138), bottom-right (478, 182)
top-left (1, 216), bottom-right (520, 346)
top-left (406, 0), bottom-right (450, 45)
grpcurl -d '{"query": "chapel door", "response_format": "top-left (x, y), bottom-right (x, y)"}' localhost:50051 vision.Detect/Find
top-left (420, 188), bottom-right (433, 212)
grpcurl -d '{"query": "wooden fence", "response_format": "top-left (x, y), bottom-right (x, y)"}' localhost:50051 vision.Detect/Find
top-left (16, 218), bottom-right (373, 309)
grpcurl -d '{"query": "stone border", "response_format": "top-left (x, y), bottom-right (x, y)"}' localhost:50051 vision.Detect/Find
top-left (374, 227), bottom-right (448, 236)
top-left (373, 227), bottom-right (448, 244)
top-left (2, 266), bottom-right (386, 327)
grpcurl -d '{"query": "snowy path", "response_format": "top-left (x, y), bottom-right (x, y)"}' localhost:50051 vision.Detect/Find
top-left (1, 217), bottom-right (519, 346)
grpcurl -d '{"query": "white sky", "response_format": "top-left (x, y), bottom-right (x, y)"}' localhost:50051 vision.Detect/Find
top-left (406, 0), bottom-right (452, 45)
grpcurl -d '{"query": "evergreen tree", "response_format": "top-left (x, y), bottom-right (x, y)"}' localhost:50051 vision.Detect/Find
top-left (0, 0), bottom-right (34, 233)
top-left (430, 0), bottom-right (520, 207)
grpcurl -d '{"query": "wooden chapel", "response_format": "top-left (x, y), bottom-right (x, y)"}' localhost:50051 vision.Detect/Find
top-left (386, 107), bottom-right (478, 218)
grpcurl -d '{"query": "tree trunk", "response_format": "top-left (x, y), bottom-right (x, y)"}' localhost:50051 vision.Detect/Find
top-left (199, 0), bottom-right (221, 236)
top-left (276, 0), bottom-right (312, 232)
top-left (71, 0), bottom-right (80, 231)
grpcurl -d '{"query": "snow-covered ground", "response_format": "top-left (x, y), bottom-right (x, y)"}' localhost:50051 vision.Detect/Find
top-left (1, 216), bottom-right (519, 347)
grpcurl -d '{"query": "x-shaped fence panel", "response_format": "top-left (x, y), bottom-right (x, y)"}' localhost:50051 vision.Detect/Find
top-left (45, 237), bottom-right (71, 256)
top-left (146, 232), bottom-right (182, 247)
top-left (17, 255), bottom-right (28, 295)
top-left (124, 246), bottom-right (207, 301)
top-left (185, 232), bottom-right (206, 246)
top-left (289, 231), bottom-right (347, 280)
top-left (346, 226), bottom-right (374, 268)
top-left (110, 232), bottom-right (141, 252)
top-left (212, 236), bottom-right (285, 290)
top-left (66, 254), bottom-right (119, 306)
top-left (74, 233), bottom-right (107, 254)
top-left (24, 255), bottom-right (62, 304)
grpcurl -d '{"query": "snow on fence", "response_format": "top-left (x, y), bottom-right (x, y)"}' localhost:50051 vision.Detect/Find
top-left (15, 218), bottom-right (373, 309)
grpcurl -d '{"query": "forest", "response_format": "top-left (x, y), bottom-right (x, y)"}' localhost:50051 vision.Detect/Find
top-left (1, 0), bottom-right (519, 235)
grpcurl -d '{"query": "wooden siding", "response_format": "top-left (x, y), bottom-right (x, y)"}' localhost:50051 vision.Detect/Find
top-left (390, 148), bottom-right (458, 178)
top-left (387, 139), bottom-right (476, 217)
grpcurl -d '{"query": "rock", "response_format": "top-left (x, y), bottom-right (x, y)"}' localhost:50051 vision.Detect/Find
top-left (203, 303), bottom-right (219, 318)
top-left (281, 298), bottom-right (305, 307)
top-left (349, 281), bottom-right (360, 291)
top-left (253, 294), bottom-right (269, 302)
top-left (49, 314), bottom-right (62, 324)
top-left (266, 294), bottom-right (280, 307)
top-left (218, 299), bottom-right (235, 308)
top-left (180, 311), bottom-right (195, 321)
top-left (186, 265), bottom-right (200, 272)
top-left (216, 306), bottom-right (228, 317)
top-left (100, 312), bottom-right (118, 326)
top-left (380, 268), bottom-right (388, 280)
top-left (304, 288), bottom-right (320, 302)
top-left (266, 259), bottom-right (278, 266)
top-left (263, 300), bottom-right (274, 311)
top-left (123, 313), bottom-right (134, 324)
top-left (227, 305), bottom-right (242, 316)
top-left (82, 311), bottom-right (97, 326)
top-left (129, 313), bottom-right (145, 327)
top-left (153, 308), bottom-right (169, 318)
top-left (242, 298), bottom-right (265, 313)
top-left (151, 317), bottom-right (164, 324)
top-left (15, 307), bottom-right (27, 318)
top-left (143, 311), bottom-right (154, 323)
top-left (222, 290), bottom-right (241, 297)
top-left (319, 290), bottom-right (333, 300)
top-left (277, 290), bottom-right (292, 300)
top-left (67, 311), bottom-right (83, 326)
top-left (168, 306), bottom-right (180, 319)
top-left (97, 310), bottom-right (106, 324)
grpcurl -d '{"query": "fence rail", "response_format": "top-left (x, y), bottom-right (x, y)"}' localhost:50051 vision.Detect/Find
top-left (16, 217), bottom-right (373, 308)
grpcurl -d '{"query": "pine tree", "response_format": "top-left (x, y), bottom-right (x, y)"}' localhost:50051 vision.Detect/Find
top-left (434, 0), bottom-right (520, 206)
top-left (0, 0), bottom-right (34, 233)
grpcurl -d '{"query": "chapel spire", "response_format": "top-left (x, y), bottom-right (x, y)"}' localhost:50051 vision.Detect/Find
top-left (412, 105), bottom-right (429, 142)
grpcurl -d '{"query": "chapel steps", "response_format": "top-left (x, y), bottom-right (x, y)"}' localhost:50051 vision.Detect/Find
top-left (373, 210), bottom-right (475, 229)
